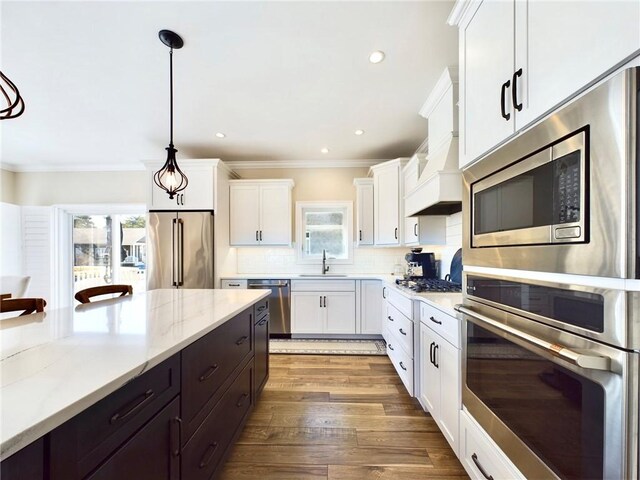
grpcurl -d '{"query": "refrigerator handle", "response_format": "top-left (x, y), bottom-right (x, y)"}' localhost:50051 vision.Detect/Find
top-left (172, 218), bottom-right (179, 287)
top-left (178, 218), bottom-right (185, 286)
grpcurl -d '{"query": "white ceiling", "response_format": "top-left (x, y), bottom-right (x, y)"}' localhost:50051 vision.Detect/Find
top-left (0, 1), bottom-right (458, 171)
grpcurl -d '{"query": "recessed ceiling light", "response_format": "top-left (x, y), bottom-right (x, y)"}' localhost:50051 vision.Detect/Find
top-left (369, 50), bottom-right (385, 64)
top-left (215, 132), bottom-right (226, 138)
top-left (320, 147), bottom-right (329, 154)
top-left (354, 129), bottom-right (365, 136)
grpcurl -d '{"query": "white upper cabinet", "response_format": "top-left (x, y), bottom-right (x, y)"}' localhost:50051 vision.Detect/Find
top-left (371, 159), bottom-right (408, 246)
top-left (146, 160), bottom-right (220, 211)
top-left (353, 178), bottom-right (374, 246)
top-left (452, 0), bottom-right (640, 168)
top-left (229, 179), bottom-right (294, 246)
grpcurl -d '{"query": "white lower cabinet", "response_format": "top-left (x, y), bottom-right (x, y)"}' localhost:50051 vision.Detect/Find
top-left (291, 283), bottom-right (356, 334)
top-left (382, 285), bottom-right (415, 396)
top-left (360, 280), bottom-right (382, 334)
top-left (419, 302), bottom-right (461, 455)
top-left (460, 410), bottom-right (525, 480)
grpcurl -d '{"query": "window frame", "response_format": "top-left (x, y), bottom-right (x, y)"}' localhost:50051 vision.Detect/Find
top-left (295, 201), bottom-right (353, 265)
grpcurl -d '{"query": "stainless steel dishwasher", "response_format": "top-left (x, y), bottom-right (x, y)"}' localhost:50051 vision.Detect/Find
top-left (248, 279), bottom-right (290, 337)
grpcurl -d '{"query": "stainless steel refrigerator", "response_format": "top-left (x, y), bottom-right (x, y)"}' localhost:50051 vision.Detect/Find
top-left (147, 211), bottom-right (214, 290)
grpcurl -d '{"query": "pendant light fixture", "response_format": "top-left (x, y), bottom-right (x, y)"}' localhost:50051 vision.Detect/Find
top-left (0, 70), bottom-right (25, 120)
top-left (154, 29), bottom-right (188, 200)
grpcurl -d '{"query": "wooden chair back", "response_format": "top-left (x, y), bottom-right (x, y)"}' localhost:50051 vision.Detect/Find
top-left (75, 285), bottom-right (133, 304)
top-left (0, 297), bottom-right (47, 316)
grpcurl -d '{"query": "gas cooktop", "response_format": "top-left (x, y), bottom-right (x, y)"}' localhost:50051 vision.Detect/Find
top-left (395, 277), bottom-right (462, 293)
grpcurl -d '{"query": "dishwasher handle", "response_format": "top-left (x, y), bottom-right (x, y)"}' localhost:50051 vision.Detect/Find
top-left (248, 282), bottom-right (289, 289)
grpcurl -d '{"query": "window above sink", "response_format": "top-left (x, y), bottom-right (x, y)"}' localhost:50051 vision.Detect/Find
top-left (295, 201), bottom-right (353, 265)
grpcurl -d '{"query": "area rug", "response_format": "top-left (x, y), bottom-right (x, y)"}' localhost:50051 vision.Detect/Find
top-left (270, 338), bottom-right (387, 355)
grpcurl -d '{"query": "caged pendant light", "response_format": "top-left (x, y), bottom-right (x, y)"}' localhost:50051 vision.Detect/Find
top-left (153, 29), bottom-right (188, 200)
top-left (0, 70), bottom-right (25, 120)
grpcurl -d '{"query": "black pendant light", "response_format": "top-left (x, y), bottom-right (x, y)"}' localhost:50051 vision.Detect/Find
top-left (154, 29), bottom-right (188, 200)
top-left (0, 70), bottom-right (25, 120)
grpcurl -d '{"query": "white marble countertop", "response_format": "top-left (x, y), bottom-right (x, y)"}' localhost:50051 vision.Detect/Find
top-left (0, 288), bottom-right (269, 461)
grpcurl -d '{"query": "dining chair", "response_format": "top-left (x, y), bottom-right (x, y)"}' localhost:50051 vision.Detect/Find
top-left (0, 276), bottom-right (31, 299)
top-left (74, 285), bottom-right (133, 304)
top-left (0, 297), bottom-right (46, 316)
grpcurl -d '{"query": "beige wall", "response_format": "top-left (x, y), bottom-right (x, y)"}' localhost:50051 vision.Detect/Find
top-left (1, 169), bottom-right (17, 204)
top-left (237, 167), bottom-right (369, 204)
top-left (14, 171), bottom-right (146, 206)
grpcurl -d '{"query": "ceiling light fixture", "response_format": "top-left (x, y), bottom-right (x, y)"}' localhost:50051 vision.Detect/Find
top-left (215, 132), bottom-right (226, 139)
top-left (354, 129), bottom-right (365, 136)
top-left (368, 50), bottom-right (385, 64)
top-left (0, 70), bottom-right (25, 120)
top-left (321, 148), bottom-right (329, 154)
top-left (153, 29), bottom-right (188, 200)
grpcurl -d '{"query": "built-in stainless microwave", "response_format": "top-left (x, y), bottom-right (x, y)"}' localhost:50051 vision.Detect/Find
top-left (463, 67), bottom-right (639, 279)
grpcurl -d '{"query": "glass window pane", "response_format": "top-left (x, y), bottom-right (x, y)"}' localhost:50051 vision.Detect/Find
top-left (73, 215), bottom-right (112, 294)
top-left (119, 215), bottom-right (147, 293)
top-left (302, 207), bottom-right (348, 259)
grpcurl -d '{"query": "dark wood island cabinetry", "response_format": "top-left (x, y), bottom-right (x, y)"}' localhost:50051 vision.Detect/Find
top-left (0, 300), bottom-right (269, 480)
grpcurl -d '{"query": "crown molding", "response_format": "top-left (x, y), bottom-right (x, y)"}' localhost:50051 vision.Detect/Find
top-left (419, 66), bottom-right (459, 120)
top-left (447, 0), bottom-right (477, 26)
top-left (224, 159), bottom-right (384, 170)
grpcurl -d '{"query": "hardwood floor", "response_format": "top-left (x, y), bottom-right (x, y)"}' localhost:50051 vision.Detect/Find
top-left (219, 354), bottom-right (468, 480)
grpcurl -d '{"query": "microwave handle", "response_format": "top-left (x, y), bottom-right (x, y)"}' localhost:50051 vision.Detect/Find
top-left (455, 305), bottom-right (611, 372)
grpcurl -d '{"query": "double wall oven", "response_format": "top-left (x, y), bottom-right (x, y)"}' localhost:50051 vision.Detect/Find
top-left (458, 67), bottom-right (640, 479)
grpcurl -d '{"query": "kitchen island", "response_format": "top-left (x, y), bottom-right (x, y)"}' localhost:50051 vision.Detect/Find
top-left (0, 288), bottom-right (270, 479)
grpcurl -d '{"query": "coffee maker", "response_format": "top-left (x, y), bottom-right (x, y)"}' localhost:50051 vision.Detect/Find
top-left (404, 248), bottom-right (437, 279)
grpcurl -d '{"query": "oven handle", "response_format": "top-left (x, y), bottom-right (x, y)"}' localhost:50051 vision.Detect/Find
top-left (455, 305), bottom-right (611, 372)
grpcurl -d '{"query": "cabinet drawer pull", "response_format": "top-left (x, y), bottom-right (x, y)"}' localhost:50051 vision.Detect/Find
top-left (258, 318), bottom-right (268, 326)
top-left (471, 453), bottom-right (494, 480)
top-left (236, 392), bottom-right (249, 408)
top-left (228, 283), bottom-right (240, 287)
top-left (199, 442), bottom-right (219, 469)
top-left (500, 79), bottom-right (511, 121)
top-left (512, 68), bottom-right (523, 111)
top-left (387, 315), bottom-right (394, 322)
top-left (236, 335), bottom-right (249, 346)
top-left (171, 417), bottom-right (182, 456)
top-left (399, 328), bottom-right (407, 336)
top-left (109, 389), bottom-right (154, 424)
top-left (399, 361), bottom-right (407, 371)
top-left (387, 343), bottom-right (394, 351)
top-left (199, 364), bottom-right (219, 382)
top-left (257, 305), bottom-right (267, 311)
top-left (429, 316), bottom-right (442, 325)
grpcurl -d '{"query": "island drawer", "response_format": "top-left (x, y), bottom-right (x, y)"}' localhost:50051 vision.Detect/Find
top-left (49, 354), bottom-right (181, 479)
top-left (181, 307), bottom-right (253, 441)
top-left (182, 360), bottom-right (253, 480)
top-left (385, 303), bottom-right (413, 357)
top-left (254, 297), bottom-right (269, 321)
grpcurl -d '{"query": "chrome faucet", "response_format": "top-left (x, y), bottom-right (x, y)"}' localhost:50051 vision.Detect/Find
top-left (322, 249), bottom-right (330, 274)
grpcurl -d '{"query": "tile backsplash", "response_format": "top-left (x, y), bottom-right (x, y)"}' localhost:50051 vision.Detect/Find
top-left (234, 212), bottom-right (463, 278)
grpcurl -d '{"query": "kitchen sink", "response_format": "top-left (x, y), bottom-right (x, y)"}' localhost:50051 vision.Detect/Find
top-left (298, 274), bottom-right (347, 277)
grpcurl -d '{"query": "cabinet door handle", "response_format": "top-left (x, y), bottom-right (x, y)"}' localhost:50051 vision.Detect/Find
top-left (109, 389), bottom-right (154, 424)
top-left (199, 364), bottom-right (219, 382)
top-left (429, 342), bottom-right (435, 365)
top-left (236, 392), bottom-right (249, 408)
top-left (429, 315), bottom-right (442, 325)
top-left (500, 79), bottom-right (511, 121)
top-left (382, 287), bottom-right (387, 299)
top-left (399, 328), bottom-right (407, 336)
top-left (323, 296), bottom-right (327, 308)
top-left (320, 296), bottom-right (323, 307)
top-left (414, 223), bottom-right (418, 237)
top-left (394, 227), bottom-right (398, 239)
top-left (259, 230), bottom-right (263, 241)
top-left (199, 443), bottom-right (219, 469)
top-left (433, 344), bottom-right (439, 369)
top-left (171, 417), bottom-right (182, 456)
top-left (235, 335), bottom-right (249, 346)
top-left (256, 230), bottom-right (259, 242)
top-left (387, 315), bottom-right (394, 322)
top-left (399, 361), bottom-right (407, 371)
top-left (472, 453), bottom-right (494, 480)
top-left (512, 68), bottom-right (523, 111)
top-left (388, 343), bottom-right (394, 351)
top-left (359, 230), bottom-right (362, 241)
